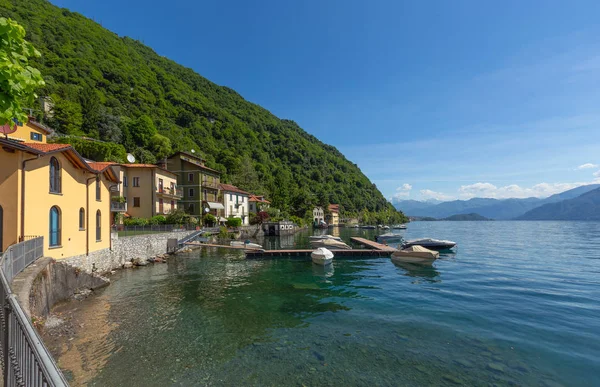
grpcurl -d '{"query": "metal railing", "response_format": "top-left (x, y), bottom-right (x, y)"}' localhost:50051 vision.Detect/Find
top-left (110, 201), bottom-right (127, 212)
top-left (156, 186), bottom-right (184, 198)
top-left (112, 224), bottom-right (199, 236)
top-left (0, 237), bottom-right (68, 386)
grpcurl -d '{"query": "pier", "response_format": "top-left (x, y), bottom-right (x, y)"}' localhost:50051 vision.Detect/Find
top-left (184, 242), bottom-right (264, 250)
top-left (349, 237), bottom-right (398, 252)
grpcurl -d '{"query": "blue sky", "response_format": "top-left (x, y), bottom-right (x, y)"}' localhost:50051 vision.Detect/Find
top-left (51, 0), bottom-right (600, 202)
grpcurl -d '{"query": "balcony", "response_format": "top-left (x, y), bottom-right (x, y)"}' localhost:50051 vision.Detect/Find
top-left (157, 186), bottom-right (184, 198)
top-left (202, 180), bottom-right (219, 189)
top-left (110, 201), bottom-right (127, 212)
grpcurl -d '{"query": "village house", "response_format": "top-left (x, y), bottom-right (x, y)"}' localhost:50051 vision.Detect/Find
top-left (165, 152), bottom-right (223, 221)
top-left (313, 207), bottom-right (325, 225)
top-left (110, 163), bottom-right (182, 221)
top-left (326, 204), bottom-right (340, 226)
top-left (0, 137), bottom-right (118, 258)
top-left (248, 194), bottom-right (271, 213)
top-left (220, 184), bottom-right (250, 226)
top-left (2, 117), bottom-right (53, 144)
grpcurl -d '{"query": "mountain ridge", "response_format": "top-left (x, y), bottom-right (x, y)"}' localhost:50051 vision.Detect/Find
top-left (517, 187), bottom-right (600, 220)
top-left (2, 0), bottom-right (405, 222)
top-left (395, 184), bottom-right (600, 219)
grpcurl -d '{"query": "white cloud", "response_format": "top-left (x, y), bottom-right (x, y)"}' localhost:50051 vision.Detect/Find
top-left (391, 183), bottom-right (413, 202)
top-left (419, 189), bottom-right (453, 201)
top-left (576, 163), bottom-right (598, 170)
top-left (594, 170), bottom-right (600, 178)
top-left (457, 181), bottom-right (591, 199)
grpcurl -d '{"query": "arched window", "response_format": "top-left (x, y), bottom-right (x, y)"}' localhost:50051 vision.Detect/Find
top-left (49, 206), bottom-right (61, 247)
top-left (96, 210), bottom-right (101, 241)
top-left (79, 208), bottom-right (85, 230)
top-left (49, 157), bottom-right (61, 193)
top-left (96, 176), bottom-right (101, 201)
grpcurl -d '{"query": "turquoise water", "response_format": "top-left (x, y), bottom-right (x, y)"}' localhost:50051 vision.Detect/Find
top-left (56, 222), bottom-right (600, 386)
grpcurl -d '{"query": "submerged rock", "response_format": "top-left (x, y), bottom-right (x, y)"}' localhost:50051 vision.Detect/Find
top-left (487, 362), bottom-right (505, 373)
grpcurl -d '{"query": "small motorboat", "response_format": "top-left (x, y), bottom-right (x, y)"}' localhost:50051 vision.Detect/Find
top-left (381, 225), bottom-right (390, 230)
top-left (401, 238), bottom-right (456, 251)
top-left (392, 224), bottom-right (407, 230)
top-left (311, 247), bottom-right (334, 266)
top-left (361, 225), bottom-right (376, 229)
top-left (352, 225), bottom-right (360, 228)
top-left (310, 238), bottom-right (352, 250)
top-left (392, 245), bottom-right (439, 264)
top-left (309, 234), bottom-right (342, 241)
top-left (230, 240), bottom-right (263, 249)
top-left (375, 233), bottom-right (403, 243)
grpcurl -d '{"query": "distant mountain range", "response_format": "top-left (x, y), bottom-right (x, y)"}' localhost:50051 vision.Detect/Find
top-left (517, 187), bottom-right (600, 220)
top-left (395, 184), bottom-right (600, 220)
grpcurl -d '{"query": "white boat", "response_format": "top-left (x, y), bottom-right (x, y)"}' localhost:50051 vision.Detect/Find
top-left (352, 225), bottom-right (360, 228)
top-left (309, 235), bottom-right (342, 242)
top-left (402, 238), bottom-right (456, 251)
top-left (310, 238), bottom-right (352, 250)
top-left (230, 240), bottom-right (263, 249)
top-left (375, 233), bottom-right (403, 243)
top-left (392, 224), bottom-right (407, 230)
top-left (361, 225), bottom-right (376, 229)
top-left (381, 225), bottom-right (390, 230)
top-left (311, 247), bottom-right (334, 265)
top-left (392, 245), bottom-right (439, 264)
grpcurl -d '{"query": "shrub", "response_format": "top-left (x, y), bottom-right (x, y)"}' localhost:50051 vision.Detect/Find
top-left (149, 215), bottom-right (167, 225)
top-left (204, 213), bottom-right (216, 226)
top-left (289, 215), bottom-right (303, 227)
top-left (123, 217), bottom-right (148, 226)
top-left (226, 216), bottom-right (242, 227)
top-left (165, 208), bottom-right (188, 225)
top-left (250, 211), bottom-right (269, 225)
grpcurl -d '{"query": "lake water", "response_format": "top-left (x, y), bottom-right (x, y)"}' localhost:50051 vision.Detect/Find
top-left (47, 221), bottom-right (600, 386)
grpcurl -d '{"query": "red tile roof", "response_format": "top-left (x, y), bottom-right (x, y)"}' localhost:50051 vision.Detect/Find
top-left (23, 143), bottom-right (71, 153)
top-left (86, 161), bottom-right (117, 172)
top-left (249, 194), bottom-right (271, 204)
top-left (328, 204), bottom-right (340, 213)
top-left (219, 183), bottom-right (250, 195)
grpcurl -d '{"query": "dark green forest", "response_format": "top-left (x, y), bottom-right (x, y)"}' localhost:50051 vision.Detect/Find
top-left (1, 0), bottom-right (406, 223)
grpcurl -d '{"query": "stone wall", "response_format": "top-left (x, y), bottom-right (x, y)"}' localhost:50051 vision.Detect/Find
top-left (62, 230), bottom-right (197, 274)
top-left (12, 257), bottom-right (109, 319)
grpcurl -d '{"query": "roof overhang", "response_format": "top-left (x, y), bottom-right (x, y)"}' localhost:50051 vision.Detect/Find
top-left (207, 202), bottom-right (225, 210)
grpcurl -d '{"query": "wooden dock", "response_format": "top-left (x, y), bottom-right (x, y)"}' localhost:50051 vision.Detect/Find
top-left (350, 237), bottom-right (398, 252)
top-left (184, 242), bottom-right (264, 250)
top-left (245, 249), bottom-right (393, 259)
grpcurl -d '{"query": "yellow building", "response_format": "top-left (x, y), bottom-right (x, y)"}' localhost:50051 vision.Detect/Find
top-left (0, 138), bottom-right (118, 258)
top-left (327, 204), bottom-right (340, 226)
top-left (109, 164), bottom-right (182, 219)
top-left (2, 117), bottom-right (52, 143)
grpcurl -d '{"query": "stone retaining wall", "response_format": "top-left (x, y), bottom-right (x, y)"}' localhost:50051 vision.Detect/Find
top-left (62, 230), bottom-right (197, 274)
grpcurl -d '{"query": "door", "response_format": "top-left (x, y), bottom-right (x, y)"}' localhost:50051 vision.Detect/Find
top-left (158, 178), bottom-right (164, 193)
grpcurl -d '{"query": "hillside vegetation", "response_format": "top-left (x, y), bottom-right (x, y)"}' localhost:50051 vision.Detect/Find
top-left (2, 0), bottom-right (406, 223)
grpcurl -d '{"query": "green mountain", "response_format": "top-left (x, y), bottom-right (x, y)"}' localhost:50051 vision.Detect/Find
top-left (517, 188), bottom-right (600, 220)
top-left (2, 0), bottom-right (405, 222)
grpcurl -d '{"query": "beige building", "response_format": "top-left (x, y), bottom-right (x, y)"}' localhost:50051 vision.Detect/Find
top-left (327, 204), bottom-right (340, 226)
top-left (0, 138), bottom-right (117, 258)
top-left (220, 184), bottom-right (250, 225)
top-left (109, 164), bottom-right (181, 220)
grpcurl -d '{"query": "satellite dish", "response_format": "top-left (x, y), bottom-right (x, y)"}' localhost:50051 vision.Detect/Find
top-left (126, 153), bottom-right (136, 163)
top-left (0, 123), bottom-right (17, 135)
top-left (191, 149), bottom-right (195, 153)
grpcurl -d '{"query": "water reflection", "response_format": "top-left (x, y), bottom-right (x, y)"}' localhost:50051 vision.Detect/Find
top-left (311, 262), bottom-right (334, 281)
top-left (392, 260), bottom-right (441, 283)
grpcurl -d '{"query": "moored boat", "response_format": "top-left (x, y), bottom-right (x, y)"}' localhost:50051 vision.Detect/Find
top-left (230, 240), bottom-right (263, 249)
top-left (391, 245), bottom-right (439, 264)
top-left (375, 233), bottom-right (403, 243)
top-left (311, 247), bottom-right (334, 265)
top-left (310, 238), bottom-right (352, 250)
top-left (392, 224), bottom-right (407, 230)
top-left (309, 235), bottom-right (342, 242)
top-left (361, 225), bottom-right (376, 229)
top-left (401, 238), bottom-right (456, 251)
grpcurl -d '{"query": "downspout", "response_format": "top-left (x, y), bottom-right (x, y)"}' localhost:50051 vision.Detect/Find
top-left (20, 155), bottom-right (40, 242)
top-left (86, 175), bottom-right (97, 256)
top-left (152, 168), bottom-right (156, 217)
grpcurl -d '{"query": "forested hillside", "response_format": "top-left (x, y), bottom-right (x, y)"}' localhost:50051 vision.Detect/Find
top-left (1, 0), bottom-right (405, 222)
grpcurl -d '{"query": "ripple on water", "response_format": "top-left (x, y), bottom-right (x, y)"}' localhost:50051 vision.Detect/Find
top-left (47, 221), bottom-right (600, 386)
